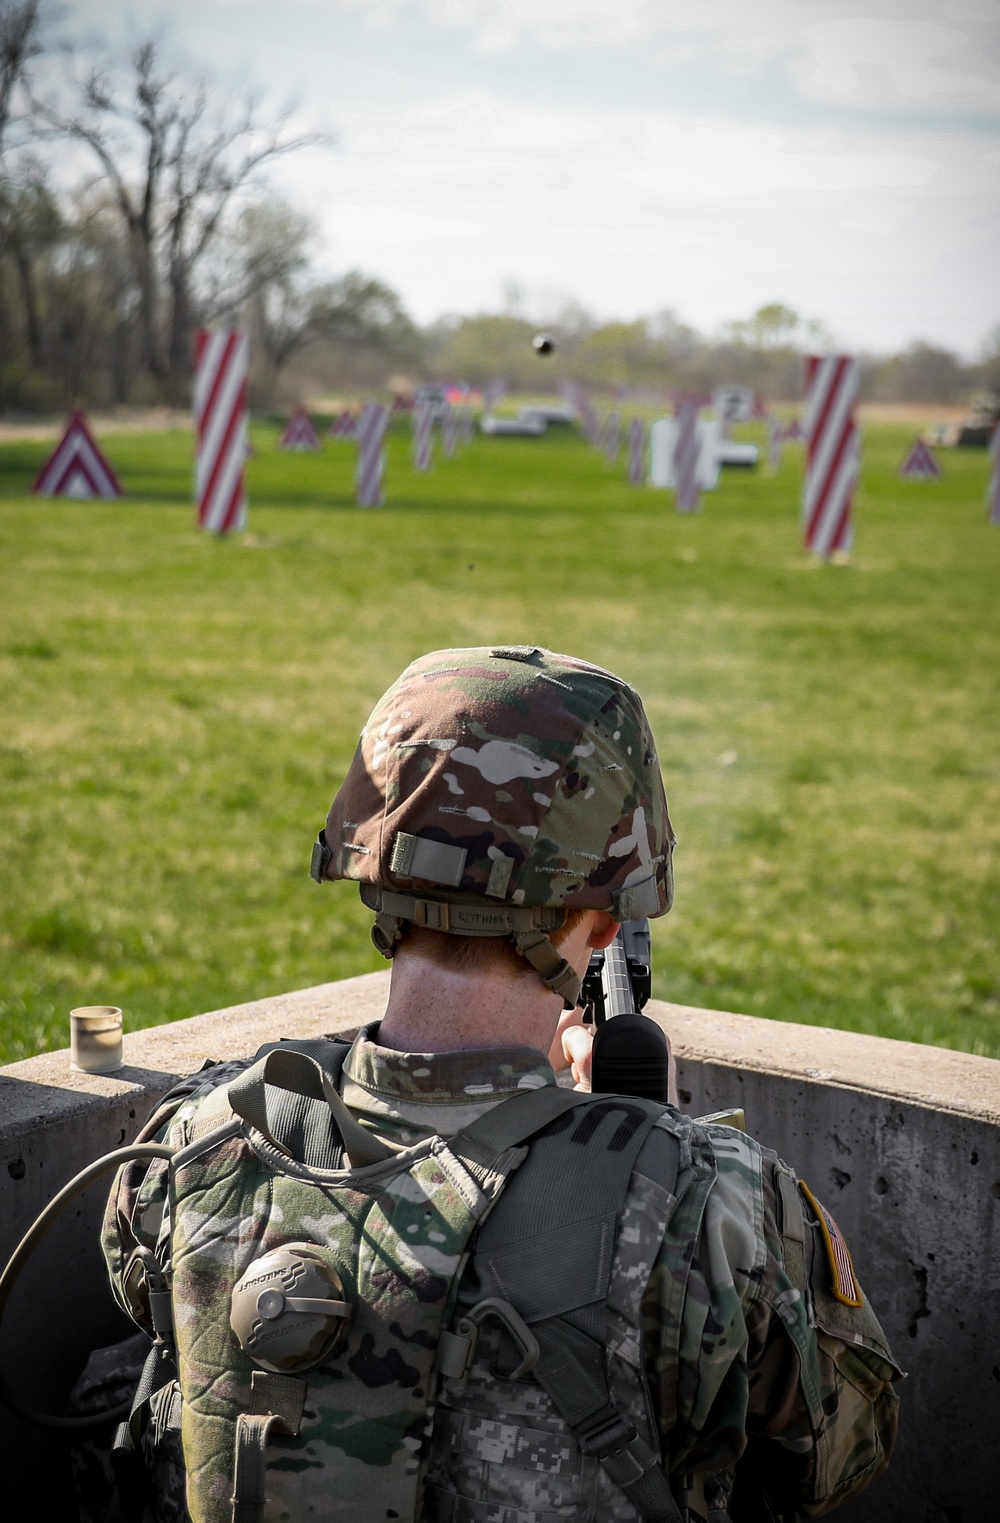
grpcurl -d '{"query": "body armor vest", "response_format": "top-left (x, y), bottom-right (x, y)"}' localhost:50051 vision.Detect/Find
top-left (117, 1040), bottom-right (684, 1523)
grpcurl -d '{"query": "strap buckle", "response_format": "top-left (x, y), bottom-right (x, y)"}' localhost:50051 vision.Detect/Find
top-left (309, 829), bottom-right (332, 883)
top-left (437, 1297), bottom-right (539, 1392)
top-left (577, 1406), bottom-right (638, 1460)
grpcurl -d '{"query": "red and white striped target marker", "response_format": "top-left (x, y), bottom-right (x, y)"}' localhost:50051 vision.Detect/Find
top-left (194, 330), bottom-right (249, 535)
top-left (412, 399), bottom-right (434, 471)
top-left (768, 415), bottom-right (783, 472)
top-left (329, 410), bottom-right (357, 440)
top-left (280, 406), bottom-right (320, 451)
top-left (357, 401), bottom-right (390, 507)
top-left (675, 397), bottom-right (701, 512)
top-left (627, 417), bottom-right (645, 485)
top-left (602, 411), bottom-right (621, 463)
top-left (988, 425), bottom-right (1000, 526)
top-left (899, 438), bottom-right (942, 480)
top-left (33, 412), bottom-right (123, 499)
top-left (441, 404), bottom-right (458, 459)
top-left (803, 355), bottom-right (859, 557)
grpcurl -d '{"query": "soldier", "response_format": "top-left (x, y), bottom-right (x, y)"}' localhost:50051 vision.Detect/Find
top-left (102, 645), bottom-right (900, 1523)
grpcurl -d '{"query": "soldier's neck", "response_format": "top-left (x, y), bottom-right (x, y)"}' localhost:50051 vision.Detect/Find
top-left (378, 950), bottom-right (562, 1058)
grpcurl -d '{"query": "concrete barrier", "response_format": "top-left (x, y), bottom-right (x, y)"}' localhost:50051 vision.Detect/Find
top-left (1, 973), bottom-right (997, 1518)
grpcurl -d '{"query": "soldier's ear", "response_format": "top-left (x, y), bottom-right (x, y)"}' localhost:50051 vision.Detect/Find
top-left (586, 913), bottom-right (620, 951)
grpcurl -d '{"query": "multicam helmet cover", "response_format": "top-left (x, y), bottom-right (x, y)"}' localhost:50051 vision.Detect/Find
top-left (311, 645), bottom-right (675, 1004)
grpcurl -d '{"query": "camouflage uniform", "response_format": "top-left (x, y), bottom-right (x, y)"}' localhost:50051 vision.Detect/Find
top-left (102, 1028), bottom-right (899, 1522)
top-left (96, 646), bottom-right (899, 1519)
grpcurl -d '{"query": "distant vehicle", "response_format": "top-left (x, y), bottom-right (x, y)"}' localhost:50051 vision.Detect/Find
top-left (717, 441), bottom-right (759, 468)
top-left (480, 414), bottom-right (546, 437)
top-left (955, 391), bottom-right (999, 448)
top-left (518, 405), bottom-right (575, 427)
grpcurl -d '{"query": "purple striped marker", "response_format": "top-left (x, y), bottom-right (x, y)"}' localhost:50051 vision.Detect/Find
top-left (357, 401), bottom-right (390, 507)
top-left (675, 398), bottom-right (701, 512)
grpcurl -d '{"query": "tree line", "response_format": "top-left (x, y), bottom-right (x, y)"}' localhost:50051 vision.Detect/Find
top-left (2, 4), bottom-right (997, 414)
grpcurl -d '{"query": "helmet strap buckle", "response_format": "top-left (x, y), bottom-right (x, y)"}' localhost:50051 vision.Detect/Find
top-left (512, 927), bottom-right (583, 1010)
top-left (371, 913), bottom-right (403, 959)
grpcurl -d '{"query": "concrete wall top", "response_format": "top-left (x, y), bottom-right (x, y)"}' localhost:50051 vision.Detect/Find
top-left (4, 969), bottom-right (997, 1141)
top-left (3, 974), bottom-right (999, 1522)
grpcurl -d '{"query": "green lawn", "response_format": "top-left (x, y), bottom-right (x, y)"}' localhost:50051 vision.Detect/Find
top-left (1, 414), bottom-right (998, 1064)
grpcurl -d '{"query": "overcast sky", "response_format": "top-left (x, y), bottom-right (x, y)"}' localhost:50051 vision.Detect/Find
top-left (54, 2), bottom-right (1000, 356)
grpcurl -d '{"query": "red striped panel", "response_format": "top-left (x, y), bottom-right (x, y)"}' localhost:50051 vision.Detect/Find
top-left (803, 355), bottom-right (858, 555)
top-left (33, 412), bottom-right (123, 498)
top-left (194, 331), bottom-right (248, 534)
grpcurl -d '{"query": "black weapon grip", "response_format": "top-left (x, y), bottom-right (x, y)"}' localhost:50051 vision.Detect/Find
top-left (590, 1014), bottom-right (670, 1104)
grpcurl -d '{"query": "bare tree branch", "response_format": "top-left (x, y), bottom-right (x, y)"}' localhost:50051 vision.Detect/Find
top-left (0, 0), bottom-right (40, 157)
top-left (29, 33), bottom-right (333, 395)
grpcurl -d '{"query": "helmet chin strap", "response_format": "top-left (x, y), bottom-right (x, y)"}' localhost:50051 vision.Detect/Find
top-left (359, 884), bottom-right (583, 1009)
top-left (509, 927), bottom-right (582, 1009)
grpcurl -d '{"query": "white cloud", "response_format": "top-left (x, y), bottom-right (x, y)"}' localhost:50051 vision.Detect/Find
top-left (61, 2), bottom-right (1000, 351)
top-left (272, 86), bottom-right (998, 351)
top-left (325, 0), bottom-right (1000, 114)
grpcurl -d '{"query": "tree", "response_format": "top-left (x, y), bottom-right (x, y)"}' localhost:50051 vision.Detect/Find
top-left (0, 3), bottom-right (45, 377)
top-left (976, 325), bottom-right (1000, 398)
top-left (0, 165), bottom-right (60, 368)
top-left (867, 341), bottom-right (966, 405)
top-left (0, 0), bottom-right (39, 157)
top-left (34, 37), bottom-right (328, 397)
top-left (431, 313), bottom-right (541, 389)
top-left (726, 302), bottom-right (800, 355)
top-left (207, 197), bottom-right (418, 404)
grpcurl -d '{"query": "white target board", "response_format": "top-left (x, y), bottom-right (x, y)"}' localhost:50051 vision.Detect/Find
top-left (650, 417), bottom-right (721, 490)
top-left (712, 386), bottom-right (754, 425)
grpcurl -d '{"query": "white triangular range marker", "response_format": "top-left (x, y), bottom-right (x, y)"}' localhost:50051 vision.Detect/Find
top-left (33, 412), bottom-right (124, 499)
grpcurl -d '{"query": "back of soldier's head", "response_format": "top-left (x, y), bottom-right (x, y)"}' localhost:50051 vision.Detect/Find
top-left (311, 645), bottom-right (675, 1003)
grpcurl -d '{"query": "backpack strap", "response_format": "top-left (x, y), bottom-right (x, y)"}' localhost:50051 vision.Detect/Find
top-left (231, 1372), bottom-right (306, 1523)
top-left (227, 1040), bottom-right (392, 1169)
top-left (456, 1091), bottom-right (682, 1523)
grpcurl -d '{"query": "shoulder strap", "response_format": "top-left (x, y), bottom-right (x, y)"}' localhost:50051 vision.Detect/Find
top-left (227, 1040), bottom-right (391, 1170)
top-left (462, 1092), bottom-right (683, 1523)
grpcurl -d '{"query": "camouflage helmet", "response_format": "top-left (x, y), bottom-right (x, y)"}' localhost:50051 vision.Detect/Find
top-left (310, 645), bottom-right (675, 1006)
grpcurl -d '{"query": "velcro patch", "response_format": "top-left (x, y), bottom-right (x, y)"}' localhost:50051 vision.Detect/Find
top-left (800, 1181), bottom-right (863, 1307)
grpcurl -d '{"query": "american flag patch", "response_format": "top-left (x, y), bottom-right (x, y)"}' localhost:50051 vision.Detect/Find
top-left (800, 1182), bottom-right (863, 1307)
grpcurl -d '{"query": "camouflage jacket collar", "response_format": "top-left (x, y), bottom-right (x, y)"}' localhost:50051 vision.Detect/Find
top-left (340, 1021), bottom-right (557, 1142)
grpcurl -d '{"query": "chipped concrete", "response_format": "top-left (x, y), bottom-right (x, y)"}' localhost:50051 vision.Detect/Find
top-left (2, 974), bottom-right (998, 1517)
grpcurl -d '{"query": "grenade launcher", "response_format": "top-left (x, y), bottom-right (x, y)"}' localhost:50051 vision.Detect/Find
top-left (583, 918), bottom-right (672, 1105)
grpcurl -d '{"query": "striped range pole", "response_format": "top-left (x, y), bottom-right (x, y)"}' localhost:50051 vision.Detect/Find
top-left (441, 404), bottom-right (458, 459)
top-left (675, 397), bottom-right (701, 512)
top-left (627, 416), bottom-right (645, 485)
top-left (803, 354), bottom-right (859, 556)
top-left (768, 415), bottom-right (783, 471)
top-left (988, 424), bottom-right (1000, 525)
top-left (356, 401), bottom-right (390, 507)
top-left (194, 330), bottom-right (249, 534)
top-left (602, 411), bottom-right (621, 463)
top-left (412, 399), bottom-right (434, 472)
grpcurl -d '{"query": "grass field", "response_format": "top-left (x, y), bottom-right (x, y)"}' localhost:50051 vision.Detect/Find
top-left (1, 412), bottom-right (998, 1065)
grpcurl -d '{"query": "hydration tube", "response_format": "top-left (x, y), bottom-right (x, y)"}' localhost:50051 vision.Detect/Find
top-left (0, 1142), bottom-right (176, 1430)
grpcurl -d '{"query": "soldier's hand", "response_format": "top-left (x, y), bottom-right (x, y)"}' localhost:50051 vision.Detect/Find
top-left (548, 1009), bottom-right (594, 1091)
